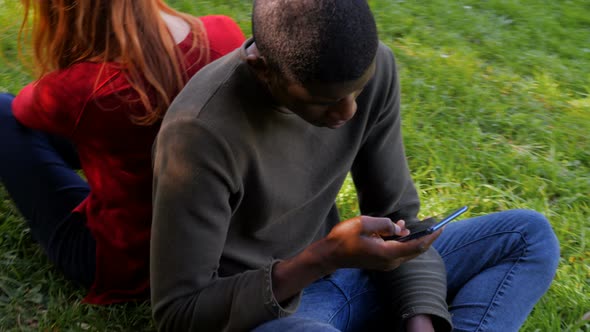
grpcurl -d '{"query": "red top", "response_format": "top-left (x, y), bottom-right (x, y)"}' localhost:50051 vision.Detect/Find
top-left (12, 15), bottom-right (245, 304)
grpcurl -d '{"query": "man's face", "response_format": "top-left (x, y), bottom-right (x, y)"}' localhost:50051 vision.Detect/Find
top-left (267, 61), bottom-right (376, 129)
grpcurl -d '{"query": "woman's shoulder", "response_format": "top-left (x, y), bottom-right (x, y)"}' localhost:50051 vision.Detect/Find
top-left (27, 64), bottom-right (94, 100)
top-left (12, 62), bottom-right (114, 136)
top-left (198, 15), bottom-right (246, 57)
top-left (35, 62), bottom-right (122, 99)
top-left (199, 14), bottom-right (243, 32)
top-left (38, 62), bottom-right (110, 85)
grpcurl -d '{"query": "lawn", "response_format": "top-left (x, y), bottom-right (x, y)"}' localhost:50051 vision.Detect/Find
top-left (1, 0), bottom-right (589, 331)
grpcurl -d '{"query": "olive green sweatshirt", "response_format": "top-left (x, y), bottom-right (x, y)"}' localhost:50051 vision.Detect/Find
top-left (151, 39), bottom-right (452, 331)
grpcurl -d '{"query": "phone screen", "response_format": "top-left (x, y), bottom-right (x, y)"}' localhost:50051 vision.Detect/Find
top-left (392, 206), bottom-right (468, 242)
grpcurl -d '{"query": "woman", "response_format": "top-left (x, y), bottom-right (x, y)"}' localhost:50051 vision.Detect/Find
top-left (0, 0), bottom-right (245, 304)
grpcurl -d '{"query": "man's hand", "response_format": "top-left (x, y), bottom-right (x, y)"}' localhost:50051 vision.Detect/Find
top-left (317, 215), bottom-right (442, 273)
top-left (271, 215), bottom-right (442, 303)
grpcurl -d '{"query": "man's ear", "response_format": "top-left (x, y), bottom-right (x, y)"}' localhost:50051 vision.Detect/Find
top-left (245, 45), bottom-right (271, 83)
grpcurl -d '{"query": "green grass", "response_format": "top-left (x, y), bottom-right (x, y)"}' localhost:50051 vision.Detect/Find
top-left (1, 0), bottom-right (589, 330)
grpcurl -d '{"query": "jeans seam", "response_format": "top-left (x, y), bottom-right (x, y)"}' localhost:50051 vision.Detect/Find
top-left (438, 230), bottom-right (529, 259)
top-left (476, 248), bottom-right (526, 332)
top-left (463, 228), bottom-right (530, 332)
top-left (325, 278), bottom-right (375, 331)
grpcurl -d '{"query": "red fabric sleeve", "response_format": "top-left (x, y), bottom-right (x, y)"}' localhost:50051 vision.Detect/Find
top-left (12, 67), bottom-right (93, 138)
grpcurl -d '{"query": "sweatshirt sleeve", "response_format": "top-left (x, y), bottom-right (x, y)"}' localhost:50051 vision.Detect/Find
top-left (351, 44), bottom-right (420, 223)
top-left (151, 116), bottom-right (300, 332)
top-left (351, 44), bottom-right (451, 329)
top-left (12, 69), bottom-right (88, 138)
top-left (370, 248), bottom-right (452, 331)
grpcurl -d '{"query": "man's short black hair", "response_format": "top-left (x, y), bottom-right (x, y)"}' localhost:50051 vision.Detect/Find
top-left (252, 0), bottom-right (378, 84)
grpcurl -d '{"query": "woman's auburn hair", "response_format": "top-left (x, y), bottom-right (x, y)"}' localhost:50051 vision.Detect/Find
top-left (19, 0), bottom-right (208, 125)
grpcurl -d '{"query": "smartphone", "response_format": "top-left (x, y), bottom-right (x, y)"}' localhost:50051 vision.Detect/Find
top-left (390, 206), bottom-right (468, 242)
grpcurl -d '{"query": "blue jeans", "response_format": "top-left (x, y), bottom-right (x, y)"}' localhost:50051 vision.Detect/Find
top-left (253, 210), bottom-right (560, 332)
top-left (0, 93), bottom-right (95, 287)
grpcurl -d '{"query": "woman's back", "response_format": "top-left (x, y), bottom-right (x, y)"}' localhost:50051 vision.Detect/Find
top-left (5, 3), bottom-right (245, 304)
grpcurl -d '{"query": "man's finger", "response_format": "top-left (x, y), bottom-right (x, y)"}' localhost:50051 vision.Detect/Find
top-left (393, 220), bottom-right (410, 236)
top-left (382, 240), bottom-right (424, 257)
top-left (420, 228), bottom-right (443, 247)
top-left (359, 216), bottom-right (397, 236)
top-left (382, 229), bottom-right (442, 258)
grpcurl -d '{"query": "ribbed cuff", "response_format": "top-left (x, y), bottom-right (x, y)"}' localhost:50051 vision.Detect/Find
top-left (263, 260), bottom-right (302, 318)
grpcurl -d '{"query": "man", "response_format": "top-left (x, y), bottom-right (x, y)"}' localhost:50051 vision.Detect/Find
top-left (151, 0), bottom-right (560, 331)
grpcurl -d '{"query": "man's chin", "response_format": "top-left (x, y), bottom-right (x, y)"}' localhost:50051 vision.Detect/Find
top-left (325, 120), bottom-right (347, 129)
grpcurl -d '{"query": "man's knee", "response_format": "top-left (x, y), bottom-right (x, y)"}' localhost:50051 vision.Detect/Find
top-left (510, 209), bottom-right (560, 269)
